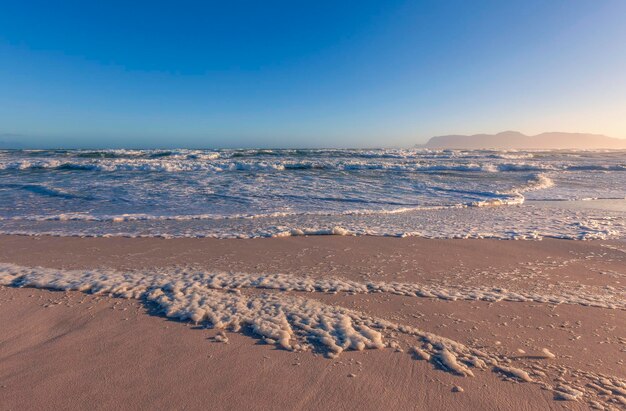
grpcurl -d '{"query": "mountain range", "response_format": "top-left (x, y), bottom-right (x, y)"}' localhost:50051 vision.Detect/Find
top-left (419, 131), bottom-right (626, 149)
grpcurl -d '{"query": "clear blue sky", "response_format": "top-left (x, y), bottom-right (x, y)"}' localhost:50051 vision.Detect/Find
top-left (1, 0), bottom-right (625, 148)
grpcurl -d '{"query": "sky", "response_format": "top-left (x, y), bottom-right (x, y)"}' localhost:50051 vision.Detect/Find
top-left (1, 0), bottom-right (625, 148)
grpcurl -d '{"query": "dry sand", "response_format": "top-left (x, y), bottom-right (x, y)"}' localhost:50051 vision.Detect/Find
top-left (0, 235), bottom-right (625, 410)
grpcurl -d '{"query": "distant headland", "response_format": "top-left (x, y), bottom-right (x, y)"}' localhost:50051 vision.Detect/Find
top-left (419, 131), bottom-right (626, 149)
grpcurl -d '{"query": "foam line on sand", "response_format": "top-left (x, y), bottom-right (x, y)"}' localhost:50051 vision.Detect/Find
top-left (1, 262), bottom-right (625, 408)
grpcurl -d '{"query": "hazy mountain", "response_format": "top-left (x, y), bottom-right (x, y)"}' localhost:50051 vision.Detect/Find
top-left (420, 131), bottom-right (626, 149)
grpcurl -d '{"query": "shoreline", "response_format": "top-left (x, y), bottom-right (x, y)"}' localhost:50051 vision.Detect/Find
top-left (1, 199), bottom-right (625, 242)
top-left (1, 235), bottom-right (625, 410)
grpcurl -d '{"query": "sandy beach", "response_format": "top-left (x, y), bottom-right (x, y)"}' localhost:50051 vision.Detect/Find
top-left (1, 235), bottom-right (624, 410)
top-left (4, 0), bottom-right (626, 409)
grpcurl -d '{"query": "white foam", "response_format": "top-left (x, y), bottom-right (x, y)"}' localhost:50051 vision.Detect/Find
top-left (0, 263), bottom-right (485, 360)
top-left (2, 262), bottom-right (625, 408)
top-left (3, 263), bottom-right (623, 310)
top-left (495, 366), bottom-right (533, 382)
top-left (1, 149), bottom-right (625, 240)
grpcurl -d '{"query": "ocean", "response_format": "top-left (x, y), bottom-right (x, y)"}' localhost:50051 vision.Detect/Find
top-left (1, 148), bottom-right (625, 239)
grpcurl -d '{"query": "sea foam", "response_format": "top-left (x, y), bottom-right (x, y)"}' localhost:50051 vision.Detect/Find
top-left (1, 149), bottom-right (625, 239)
top-left (1, 262), bottom-right (625, 408)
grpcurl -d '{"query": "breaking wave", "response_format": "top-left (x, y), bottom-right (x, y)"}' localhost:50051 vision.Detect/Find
top-left (0, 148), bottom-right (624, 239)
top-left (2, 158), bottom-right (623, 173)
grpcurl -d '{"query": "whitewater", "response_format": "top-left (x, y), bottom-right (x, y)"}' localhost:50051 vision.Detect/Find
top-left (1, 148), bottom-right (625, 239)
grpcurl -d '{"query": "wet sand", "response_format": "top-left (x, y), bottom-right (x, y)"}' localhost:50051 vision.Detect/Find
top-left (0, 235), bottom-right (625, 410)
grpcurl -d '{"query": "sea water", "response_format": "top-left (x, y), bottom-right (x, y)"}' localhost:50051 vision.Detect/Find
top-left (1, 148), bottom-right (625, 239)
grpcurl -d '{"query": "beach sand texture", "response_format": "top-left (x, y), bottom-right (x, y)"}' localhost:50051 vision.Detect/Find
top-left (0, 235), bottom-right (625, 410)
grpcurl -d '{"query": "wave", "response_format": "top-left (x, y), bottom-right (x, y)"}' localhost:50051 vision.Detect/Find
top-left (0, 173), bottom-right (555, 222)
top-left (0, 183), bottom-right (93, 200)
top-left (500, 173), bottom-right (555, 195)
top-left (565, 164), bottom-right (626, 171)
top-left (469, 173), bottom-right (555, 207)
top-left (19, 184), bottom-right (91, 200)
top-left (0, 158), bottom-right (590, 174)
top-left (0, 206), bottom-right (462, 223)
top-left (2, 147), bottom-right (625, 174)
top-left (0, 149), bottom-right (623, 241)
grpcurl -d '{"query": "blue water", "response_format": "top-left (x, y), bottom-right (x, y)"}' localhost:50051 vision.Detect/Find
top-left (1, 149), bottom-right (625, 239)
